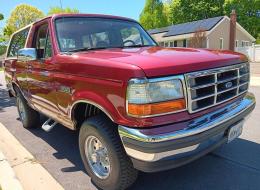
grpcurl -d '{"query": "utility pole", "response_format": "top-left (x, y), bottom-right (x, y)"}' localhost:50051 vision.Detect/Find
top-left (59, 0), bottom-right (63, 9)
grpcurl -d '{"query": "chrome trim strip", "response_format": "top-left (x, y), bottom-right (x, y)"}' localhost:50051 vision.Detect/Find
top-left (217, 86), bottom-right (238, 94)
top-left (217, 76), bottom-right (239, 84)
top-left (126, 75), bottom-right (188, 118)
top-left (10, 68), bottom-right (16, 72)
top-left (69, 100), bottom-right (114, 124)
top-left (124, 144), bottom-right (199, 162)
top-left (186, 63), bottom-right (247, 79)
top-left (118, 92), bottom-right (255, 143)
top-left (192, 93), bottom-right (215, 101)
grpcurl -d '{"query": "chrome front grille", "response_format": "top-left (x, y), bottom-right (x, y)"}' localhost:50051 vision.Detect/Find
top-left (185, 62), bottom-right (250, 113)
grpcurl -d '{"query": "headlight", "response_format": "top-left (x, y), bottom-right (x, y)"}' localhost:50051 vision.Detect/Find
top-left (127, 77), bottom-right (186, 117)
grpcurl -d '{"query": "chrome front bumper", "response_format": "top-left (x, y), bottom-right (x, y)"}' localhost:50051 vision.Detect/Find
top-left (118, 93), bottom-right (255, 172)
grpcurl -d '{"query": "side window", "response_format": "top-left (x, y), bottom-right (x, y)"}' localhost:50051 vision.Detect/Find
top-left (34, 24), bottom-right (52, 59)
top-left (45, 31), bottom-right (52, 58)
top-left (7, 28), bottom-right (29, 57)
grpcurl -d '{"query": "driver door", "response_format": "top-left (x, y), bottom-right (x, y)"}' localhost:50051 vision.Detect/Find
top-left (27, 23), bottom-right (59, 118)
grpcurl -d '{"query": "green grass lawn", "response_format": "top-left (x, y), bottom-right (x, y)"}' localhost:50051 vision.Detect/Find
top-left (0, 67), bottom-right (3, 71)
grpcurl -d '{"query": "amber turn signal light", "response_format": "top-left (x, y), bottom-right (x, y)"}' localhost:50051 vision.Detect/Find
top-left (128, 99), bottom-right (186, 117)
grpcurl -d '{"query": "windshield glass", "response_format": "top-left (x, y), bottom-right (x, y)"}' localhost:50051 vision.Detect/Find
top-left (55, 17), bottom-right (157, 52)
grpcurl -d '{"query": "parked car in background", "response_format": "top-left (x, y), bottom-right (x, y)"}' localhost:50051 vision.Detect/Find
top-left (3, 14), bottom-right (256, 190)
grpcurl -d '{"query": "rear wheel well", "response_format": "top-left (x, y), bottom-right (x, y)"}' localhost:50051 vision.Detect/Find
top-left (12, 83), bottom-right (19, 96)
top-left (72, 103), bottom-right (109, 129)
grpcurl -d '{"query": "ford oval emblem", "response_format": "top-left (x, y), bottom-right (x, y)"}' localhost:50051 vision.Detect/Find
top-left (225, 82), bottom-right (233, 89)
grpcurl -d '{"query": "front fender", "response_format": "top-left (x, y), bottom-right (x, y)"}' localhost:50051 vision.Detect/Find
top-left (70, 90), bottom-right (122, 123)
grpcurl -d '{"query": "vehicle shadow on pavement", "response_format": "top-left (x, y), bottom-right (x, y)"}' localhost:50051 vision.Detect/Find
top-left (29, 122), bottom-right (260, 190)
top-left (0, 88), bottom-right (16, 112)
top-left (30, 122), bottom-right (85, 172)
top-left (131, 139), bottom-right (260, 190)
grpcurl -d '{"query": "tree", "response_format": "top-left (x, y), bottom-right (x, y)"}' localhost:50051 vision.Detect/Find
top-left (163, 1), bottom-right (172, 25)
top-left (224, 0), bottom-right (260, 40)
top-left (140, 0), bottom-right (168, 30)
top-left (0, 13), bottom-right (3, 20)
top-left (47, 7), bottom-right (79, 15)
top-left (189, 28), bottom-right (207, 48)
top-left (4, 4), bottom-right (44, 36)
top-left (0, 29), bottom-right (8, 55)
top-left (169, 0), bottom-right (225, 25)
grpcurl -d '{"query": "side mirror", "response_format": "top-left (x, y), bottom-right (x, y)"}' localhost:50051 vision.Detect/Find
top-left (18, 48), bottom-right (37, 61)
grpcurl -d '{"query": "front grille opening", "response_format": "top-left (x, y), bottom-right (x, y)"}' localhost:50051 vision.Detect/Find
top-left (189, 75), bottom-right (215, 88)
top-left (240, 66), bottom-right (249, 75)
top-left (217, 70), bottom-right (238, 81)
top-left (217, 89), bottom-right (237, 103)
top-left (217, 79), bottom-right (238, 92)
top-left (239, 74), bottom-right (249, 84)
top-left (239, 83), bottom-right (249, 93)
top-left (186, 63), bottom-right (249, 113)
top-left (191, 85), bottom-right (215, 99)
top-left (192, 96), bottom-right (214, 111)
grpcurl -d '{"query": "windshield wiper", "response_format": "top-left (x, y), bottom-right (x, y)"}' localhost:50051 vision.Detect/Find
top-left (67, 47), bottom-right (109, 53)
top-left (122, 44), bottom-right (154, 48)
top-left (67, 45), bottom-right (155, 53)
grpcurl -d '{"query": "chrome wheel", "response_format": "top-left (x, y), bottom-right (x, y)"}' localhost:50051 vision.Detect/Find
top-left (17, 97), bottom-right (26, 121)
top-left (85, 135), bottom-right (111, 179)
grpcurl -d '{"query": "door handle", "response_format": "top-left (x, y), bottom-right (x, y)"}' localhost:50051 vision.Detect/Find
top-left (28, 65), bottom-right (33, 73)
top-left (10, 68), bottom-right (16, 72)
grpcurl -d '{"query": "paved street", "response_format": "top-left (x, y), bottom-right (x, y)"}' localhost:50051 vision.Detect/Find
top-left (0, 64), bottom-right (260, 190)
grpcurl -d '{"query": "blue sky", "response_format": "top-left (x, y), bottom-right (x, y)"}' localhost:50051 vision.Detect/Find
top-left (0, 0), bottom-right (146, 28)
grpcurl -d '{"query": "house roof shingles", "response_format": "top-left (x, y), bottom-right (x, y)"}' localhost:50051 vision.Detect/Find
top-left (148, 16), bottom-right (224, 37)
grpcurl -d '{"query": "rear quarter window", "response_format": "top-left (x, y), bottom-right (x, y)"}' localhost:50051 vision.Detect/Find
top-left (7, 27), bottom-right (30, 58)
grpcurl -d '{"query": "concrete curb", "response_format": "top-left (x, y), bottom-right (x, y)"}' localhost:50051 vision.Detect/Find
top-left (0, 151), bottom-right (23, 190)
top-left (0, 122), bottom-right (64, 190)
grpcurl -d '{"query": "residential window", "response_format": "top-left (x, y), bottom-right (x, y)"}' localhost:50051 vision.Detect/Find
top-left (164, 42), bottom-right (169, 47)
top-left (219, 38), bottom-right (224, 49)
top-left (235, 40), bottom-right (239, 47)
top-left (174, 41), bottom-right (177, 47)
top-left (183, 39), bottom-right (187, 47)
top-left (242, 41), bottom-right (249, 47)
top-left (170, 42), bottom-right (174, 47)
top-left (159, 42), bottom-right (164, 47)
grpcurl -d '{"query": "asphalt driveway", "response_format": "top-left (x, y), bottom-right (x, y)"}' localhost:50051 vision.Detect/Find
top-left (0, 69), bottom-right (260, 190)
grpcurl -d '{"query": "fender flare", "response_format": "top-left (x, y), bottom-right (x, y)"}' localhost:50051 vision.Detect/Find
top-left (69, 99), bottom-right (115, 123)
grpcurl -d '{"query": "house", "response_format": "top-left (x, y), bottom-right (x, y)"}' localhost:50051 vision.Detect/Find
top-left (148, 10), bottom-right (256, 51)
top-left (0, 54), bottom-right (4, 67)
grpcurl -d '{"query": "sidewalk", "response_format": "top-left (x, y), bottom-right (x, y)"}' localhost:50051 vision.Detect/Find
top-left (0, 122), bottom-right (64, 190)
top-left (0, 151), bottom-right (23, 190)
top-left (251, 76), bottom-right (260, 86)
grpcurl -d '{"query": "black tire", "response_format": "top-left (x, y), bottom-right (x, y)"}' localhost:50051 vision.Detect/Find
top-left (79, 115), bottom-right (138, 190)
top-left (16, 91), bottom-right (40, 129)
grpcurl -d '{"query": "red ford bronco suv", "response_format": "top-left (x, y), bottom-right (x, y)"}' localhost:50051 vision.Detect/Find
top-left (3, 14), bottom-right (256, 190)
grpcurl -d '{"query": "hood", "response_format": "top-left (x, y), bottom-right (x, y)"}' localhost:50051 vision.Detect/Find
top-left (74, 46), bottom-right (247, 77)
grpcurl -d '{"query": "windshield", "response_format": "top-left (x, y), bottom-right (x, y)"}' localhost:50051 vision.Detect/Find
top-left (55, 17), bottom-right (157, 52)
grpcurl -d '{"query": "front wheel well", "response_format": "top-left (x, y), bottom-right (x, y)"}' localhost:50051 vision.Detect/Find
top-left (72, 102), bottom-right (112, 129)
